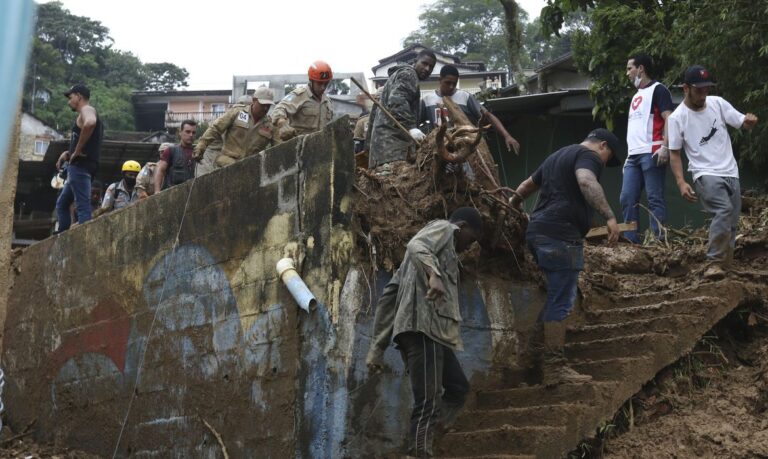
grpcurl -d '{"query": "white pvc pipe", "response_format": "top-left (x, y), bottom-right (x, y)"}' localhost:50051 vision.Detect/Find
top-left (276, 258), bottom-right (317, 312)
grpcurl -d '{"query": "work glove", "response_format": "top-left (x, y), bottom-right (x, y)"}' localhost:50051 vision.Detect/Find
top-left (653, 145), bottom-right (670, 166)
top-left (409, 128), bottom-right (425, 143)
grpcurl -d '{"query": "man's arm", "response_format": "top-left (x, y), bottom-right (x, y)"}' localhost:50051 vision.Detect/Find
top-left (482, 108), bottom-right (520, 155)
top-left (575, 168), bottom-right (619, 243)
top-left (154, 160), bottom-right (168, 194)
top-left (387, 70), bottom-right (419, 129)
top-left (195, 109), bottom-right (236, 159)
top-left (509, 176), bottom-right (540, 211)
top-left (69, 106), bottom-right (97, 162)
top-left (669, 149), bottom-right (697, 202)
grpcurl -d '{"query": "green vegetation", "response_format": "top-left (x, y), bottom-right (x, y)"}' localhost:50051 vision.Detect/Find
top-left (24, 1), bottom-right (189, 131)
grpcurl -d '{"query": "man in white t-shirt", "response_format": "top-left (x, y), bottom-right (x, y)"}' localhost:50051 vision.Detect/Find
top-left (668, 65), bottom-right (758, 278)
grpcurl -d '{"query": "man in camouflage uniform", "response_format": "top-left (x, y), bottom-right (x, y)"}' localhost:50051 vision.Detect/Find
top-left (195, 96), bottom-right (251, 177)
top-left (367, 49), bottom-right (437, 169)
top-left (194, 87), bottom-right (275, 170)
top-left (271, 60), bottom-right (334, 143)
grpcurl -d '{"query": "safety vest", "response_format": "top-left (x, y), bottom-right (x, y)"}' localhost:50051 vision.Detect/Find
top-left (627, 82), bottom-right (663, 156)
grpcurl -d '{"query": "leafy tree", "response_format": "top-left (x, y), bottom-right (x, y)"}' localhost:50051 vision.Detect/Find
top-left (403, 0), bottom-right (576, 90)
top-left (143, 62), bottom-right (190, 92)
top-left (403, 0), bottom-right (510, 71)
top-left (23, 1), bottom-right (189, 131)
top-left (541, 0), bottom-right (768, 169)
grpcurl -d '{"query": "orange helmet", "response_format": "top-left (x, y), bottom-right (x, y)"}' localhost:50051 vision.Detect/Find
top-left (308, 61), bottom-right (333, 82)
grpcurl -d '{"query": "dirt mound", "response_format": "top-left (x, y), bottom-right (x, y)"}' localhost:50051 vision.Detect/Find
top-left (595, 305), bottom-right (768, 459)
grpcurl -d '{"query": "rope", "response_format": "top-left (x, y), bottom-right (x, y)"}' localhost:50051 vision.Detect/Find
top-left (111, 163), bottom-right (199, 458)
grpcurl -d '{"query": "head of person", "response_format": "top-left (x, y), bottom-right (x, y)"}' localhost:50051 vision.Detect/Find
top-left (583, 128), bottom-right (623, 167)
top-left (438, 64), bottom-right (460, 96)
top-left (237, 94), bottom-right (252, 104)
top-left (449, 206), bottom-right (483, 252)
top-left (63, 84), bottom-right (91, 112)
top-left (250, 87), bottom-right (274, 119)
top-left (121, 160), bottom-right (141, 187)
top-left (158, 141), bottom-right (174, 159)
top-left (683, 65), bottom-right (716, 110)
top-left (626, 54), bottom-right (653, 88)
top-left (308, 60), bottom-right (333, 98)
top-left (179, 119), bottom-right (197, 147)
top-left (91, 180), bottom-right (103, 205)
top-left (414, 49), bottom-right (437, 81)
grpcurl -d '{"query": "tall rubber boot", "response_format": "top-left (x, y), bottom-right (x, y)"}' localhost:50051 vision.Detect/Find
top-left (519, 321), bottom-right (544, 370)
top-left (542, 321), bottom-right (592, 387)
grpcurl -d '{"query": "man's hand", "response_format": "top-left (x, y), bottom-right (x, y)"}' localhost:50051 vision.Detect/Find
top-left (606, 218), bottom-right (620, 245)
top-left (279, 125), bottom-right (297, 141)
top-left (509, 193), bottom-right (523, 212)
top-left (409, 128), bottom-right (426, 143)
top-left (505, 136), bottom-right (520, 156)
top-left (653, 145), bottom-right (670, 166)
top-left (426, 272), bottom-right (446, 301)
top-left (56, 151), bottom-right (70, 170)
top-left (192, 148), bottom-right (204, 162)
top-left (743, 113), bottom-right (758, 130)
top-left (366, 351), bottom-right (385, 375)
top-left (677, 181), bottom-right (698, 202)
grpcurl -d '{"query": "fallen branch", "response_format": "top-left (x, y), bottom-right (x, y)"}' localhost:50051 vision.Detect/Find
top-left (200, 417), bottom-right (229, 459)
top-left (1, 430), bottom-right (35, 445)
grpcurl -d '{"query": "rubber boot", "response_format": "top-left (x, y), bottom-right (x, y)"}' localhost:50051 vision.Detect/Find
top-left (518, 321), bottom-right (544, 370)
top-left (542, 321), bottom-right (592, 387)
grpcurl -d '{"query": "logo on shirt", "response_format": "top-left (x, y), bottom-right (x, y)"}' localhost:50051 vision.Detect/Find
top-left (699, 119), bottom-right (718, 145)
top-left (432, 107), bottom-right (450, 126)
top-left (238, 111), bottom-right (250, 123)
top-left (631, 95), bottom-right (643, 111)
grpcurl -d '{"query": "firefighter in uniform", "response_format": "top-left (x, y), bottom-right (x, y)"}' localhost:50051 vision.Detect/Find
top-left (271, 60), bottom-right (334, 142)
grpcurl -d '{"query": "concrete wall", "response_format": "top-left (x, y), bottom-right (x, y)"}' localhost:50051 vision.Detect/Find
top-left (2, 116), bottom-right (545, 457)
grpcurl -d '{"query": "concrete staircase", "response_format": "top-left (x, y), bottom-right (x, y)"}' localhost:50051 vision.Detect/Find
top-left (438, 280), bottom-right (762, 459)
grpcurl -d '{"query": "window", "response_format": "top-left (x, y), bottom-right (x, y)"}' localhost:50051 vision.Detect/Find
top-left (34, 140), bottom-right (49, 156)
top-left (211, 103), bottom-right (226, 115)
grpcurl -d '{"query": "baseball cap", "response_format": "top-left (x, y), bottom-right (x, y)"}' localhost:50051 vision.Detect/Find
top-left (586, 128), bottom-right (623, 167)
top-left (684, 65), bottom-right (716, 88)
top-left (253, 87), bottom-right (274, 105)
top-left (63, 84), bottom-right (90, 99)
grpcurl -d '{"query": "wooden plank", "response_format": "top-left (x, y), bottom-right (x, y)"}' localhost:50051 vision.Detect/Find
top-left (585, 222), bottom-right (637, 239)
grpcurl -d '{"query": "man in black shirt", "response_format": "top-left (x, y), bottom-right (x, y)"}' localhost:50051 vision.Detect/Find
top-left (55, 84), bottom-right (103, 232)
top-left (510, 128), bottom-right (622, 386)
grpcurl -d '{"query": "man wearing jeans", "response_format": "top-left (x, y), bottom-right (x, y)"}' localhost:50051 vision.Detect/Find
top-left (510, 129), bottom-right (621, 386)
top-left (55, 84), bottom-right (103, 232)
top-left (621, 54), bottom-right (674, 243)
top-left (366, 208), bottom-right (483, 457)
top-left (668, 65), bottom-right (758, 279)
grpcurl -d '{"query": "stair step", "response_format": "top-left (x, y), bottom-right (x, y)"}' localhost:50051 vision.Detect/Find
top-left (585, 296), bottom-right (723, 324)
top-left (439, 425), bottom-right (567, 457)
top-left (570, 355), bottom-right (655, 381)
top-left (476, 381), bottom-right (618, 409)
top-left (453, 403), bottom-right (589, 432)
top-left (602, 283), bottom-right (727, 310)
top-left (567, 314), bottom-right (701, 342)
top-left (565, 332), bottom-right (676, 361)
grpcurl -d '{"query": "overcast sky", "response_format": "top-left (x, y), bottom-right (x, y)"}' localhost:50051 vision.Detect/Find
top-left (53, 0), bottom-right (547, 90)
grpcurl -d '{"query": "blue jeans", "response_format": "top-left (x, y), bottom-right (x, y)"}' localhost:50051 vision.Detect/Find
top-left (55, 164), bottom-right (92, 231)
top-left (620, 153), bottom-right (667, 243)
top-left (527, 235), bottom-right (583, 323)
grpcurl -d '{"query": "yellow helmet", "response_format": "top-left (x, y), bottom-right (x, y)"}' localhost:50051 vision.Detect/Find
top-left (122, 160), bottom-right (141, 173)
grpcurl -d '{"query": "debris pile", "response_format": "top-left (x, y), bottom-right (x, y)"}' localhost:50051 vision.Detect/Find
top-left (352, 97), bottom-right (527, 270)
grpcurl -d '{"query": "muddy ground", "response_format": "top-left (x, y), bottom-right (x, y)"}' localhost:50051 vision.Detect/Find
top-left (570, 194), bottom-right (768, 459)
